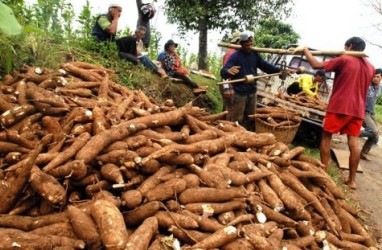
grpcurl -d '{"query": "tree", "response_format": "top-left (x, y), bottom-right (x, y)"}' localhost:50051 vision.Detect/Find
top-left (364, 0), bottom-right (382, 49)
top-left (255, 17), bottom-right (299, 59)
top-left (163, 0), bottom-right (294, 70)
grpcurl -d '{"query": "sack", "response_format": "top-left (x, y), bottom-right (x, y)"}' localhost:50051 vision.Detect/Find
top-left (140, 3), bottom-right (156, 20)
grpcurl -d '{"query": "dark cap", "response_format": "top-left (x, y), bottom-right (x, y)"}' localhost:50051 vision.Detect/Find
top-left (315, 69), bottom-right (326, 78)
top-left (164, 39), bottom-right (178, 50)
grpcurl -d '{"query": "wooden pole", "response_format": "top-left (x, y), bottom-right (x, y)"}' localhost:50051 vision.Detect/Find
top-left (218, 42), bottom-right (368, 58)
top-left (217, 73), bottom-right (281, 85)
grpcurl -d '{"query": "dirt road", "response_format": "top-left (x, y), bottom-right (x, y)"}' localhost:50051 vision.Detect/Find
top-left (331, 134), bottom-right (382, 246)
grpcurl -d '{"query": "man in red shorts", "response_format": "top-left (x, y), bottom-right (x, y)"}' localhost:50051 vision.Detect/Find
top-left (293, 37), bottom-right (374, 189)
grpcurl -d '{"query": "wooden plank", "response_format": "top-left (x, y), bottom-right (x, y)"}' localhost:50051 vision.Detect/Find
top-left (331, 148), bottom-right (364, 173)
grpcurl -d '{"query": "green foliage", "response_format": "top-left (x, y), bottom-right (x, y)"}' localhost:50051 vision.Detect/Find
top-left (375, 104), bottom-right (382, 123)
top-left (163, 0), bottom-right (295, 69)
top-left (377, 95), bottom-right (382, 105)
top-left (255, 18), bottom-right (300, 48)
top-left (163, 0), bottom-right (293, 33)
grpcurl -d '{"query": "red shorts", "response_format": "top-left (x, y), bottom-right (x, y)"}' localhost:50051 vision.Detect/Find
top-left (323, 112), bottom-right (363, 136)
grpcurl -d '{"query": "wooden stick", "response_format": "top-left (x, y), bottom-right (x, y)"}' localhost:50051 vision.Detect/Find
top-left (217, 73), bottom-right (281, 85)
top-left (218, 42), bottom-right (368, 57)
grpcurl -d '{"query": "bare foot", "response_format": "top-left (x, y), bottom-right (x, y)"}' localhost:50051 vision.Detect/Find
top-left (345, 180), bottom-right (356, 189)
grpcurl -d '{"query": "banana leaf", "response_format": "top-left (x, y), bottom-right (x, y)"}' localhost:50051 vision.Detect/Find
top-left (0, 2), bottom-right (22, 35)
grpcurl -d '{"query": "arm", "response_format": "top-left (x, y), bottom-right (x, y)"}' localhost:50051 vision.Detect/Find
top-left (300, 76), bottom-right (317, 96)
top-left (302, 47), bottom-right (324, 69)
top-left (220, 54), bottom-right (240, 79)
top-left (104, 9), bottom-right (120, 35)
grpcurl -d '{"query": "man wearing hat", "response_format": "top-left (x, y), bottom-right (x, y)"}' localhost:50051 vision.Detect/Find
top-left (160, 39), bottom-right (207, 94)
top-left (286, 69), bottom-right (326, 97)
top-left (91, 2), bottom-right (122, 42)
top-left (221, 31), bottom-right (281, 130)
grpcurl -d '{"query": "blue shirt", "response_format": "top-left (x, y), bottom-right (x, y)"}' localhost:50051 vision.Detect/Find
top-left (365, 83), bottom-right (382, 113)
top-left (157, 51), bottom-right (165, 62)
top-left (221, 49), bottom-right (280, 95)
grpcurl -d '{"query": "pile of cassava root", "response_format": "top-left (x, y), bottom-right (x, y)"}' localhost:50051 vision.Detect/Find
top-left (278, 91), bottom-right (328, 111)
top-left (249, 106), bottom-right (302, 129)
top-left (0, 62), bottom-right (376, 250)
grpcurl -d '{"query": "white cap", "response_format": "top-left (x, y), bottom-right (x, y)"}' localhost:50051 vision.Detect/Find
top-left (240, 31), bottom-right (254, 42)
top-left (109, 2), bottom-right (123, 8)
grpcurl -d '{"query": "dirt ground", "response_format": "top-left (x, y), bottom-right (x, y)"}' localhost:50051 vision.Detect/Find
top-left (331, 133), bottom-right (382, 247)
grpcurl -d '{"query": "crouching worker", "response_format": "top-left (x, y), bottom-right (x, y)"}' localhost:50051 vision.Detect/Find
top-left (160, 39), bottom-right (208, 95)
top-left (116, 26), bottom-right (167, 78)
top-left (287, 69), bottom-right (326, 97)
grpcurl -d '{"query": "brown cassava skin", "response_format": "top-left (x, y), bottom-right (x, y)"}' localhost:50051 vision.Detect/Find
top-left (158, 153), bottom-right (194, 165)
top-left (283, 235), bottom-right (316, 248)
top-left (222, 238), bottom-right (255, 250)
top-left (179, 187), bottom-right (246, 204)
top-left (5, 130), bottom-right (36, 149)
top-left (186, 164), bottom-right (229, 189)
top-left (93, 190), bottom-right (122, 208)
top-left (67, 205), bottom-right (101, 249)
top-left (125, 217), bottom-right (158, 250)
top-left (226, 214), bottom-right (255, 227)
top-left (121, 190), bottom-right (142, 209)
top-left (240, 222), bottom-right (278, 238)
top-left (146, 178), bottom-right (187, 201)
top-left (182, 173), bottom-right (200, 188)
top-left (91, 199), bottom-right (128, 250)
top-left (8, 197), bottom-right (37, 215)
top-left (0, 212), bottom-right (68, 231)
top-left (0, 137), bottom-right (48, 213)
top-left (96, 149), bottom-right (138, 165)
top-left (184, 200), bottom-right (247, 215)
top-left (267, 174), bottom-right (310, 221)
top-left (249, 197), bottom-right (297, 227)
top-left (142, 134), bottom-right (236, 164)
top-left (279, 172), bottom-right (339, 235)
top-left (123, 201), bottom-right (161, 226)
top-left (43, 132), bottom-right (91, 172)
top-left (155, 211), bottom-right (199, 229)
top-left (0, 229), bottom-right (85, 249)
top-left (184, 129), bottom-right (218, 144)
top-left (137, 166), bottom-right (175, 195)
top-left (100, 163), bottom-right (124, 184)
top-left (48, 159), bottom-right (87, 180)
top-left (218, 211), bottom-right (235, 225)
top-left (169, 225), bottom-right (211, 245)
top-left (258, 179), bottom-right (284, 212)
top-left (232, 131), bottom-right (276, 148)
top-left (181, 210), bottom-right (224, 232)
top-left (30, 222), bottom-right (77, 239)
top-left (76, 105), bottom-right (196, 163)
top-left (242, 229), bottom-right (273, 250)
top-left (30, 166), bottom-right (67, 206)
top-left (192, 226), bottom-right (238, 249)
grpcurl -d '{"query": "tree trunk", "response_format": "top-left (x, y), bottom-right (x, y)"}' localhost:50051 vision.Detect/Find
top-left (135, 0), bottom-right (150, 48)
top-left (198, 20), bottom-right (208, 70)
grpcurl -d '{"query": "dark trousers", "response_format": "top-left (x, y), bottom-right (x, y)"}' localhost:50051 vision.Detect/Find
top-left (230, 92), bottom-right (257, 131)
top-left (360, 112), bottom-right (379, 153)
top-left (286, 82), bottom-right (301, 95)
top-left (172, 71), bottom-right (198, 89)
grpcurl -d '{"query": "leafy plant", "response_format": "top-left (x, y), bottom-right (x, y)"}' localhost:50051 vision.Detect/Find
top-left (163, 0), bottom-right (294, 69)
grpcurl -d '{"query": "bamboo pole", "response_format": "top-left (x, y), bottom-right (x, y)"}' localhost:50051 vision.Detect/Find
top-left (217, 73), bottom-right (281, 85)
top-left (218, 42), bottom-right (368, 58)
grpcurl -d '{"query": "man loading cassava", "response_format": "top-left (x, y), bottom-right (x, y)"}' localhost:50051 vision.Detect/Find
top-left (293, 37), bottom-right (374, 189)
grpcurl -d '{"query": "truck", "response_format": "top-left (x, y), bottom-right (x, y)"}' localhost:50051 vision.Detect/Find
top-left (256, 45), bottom-right (336, 145)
